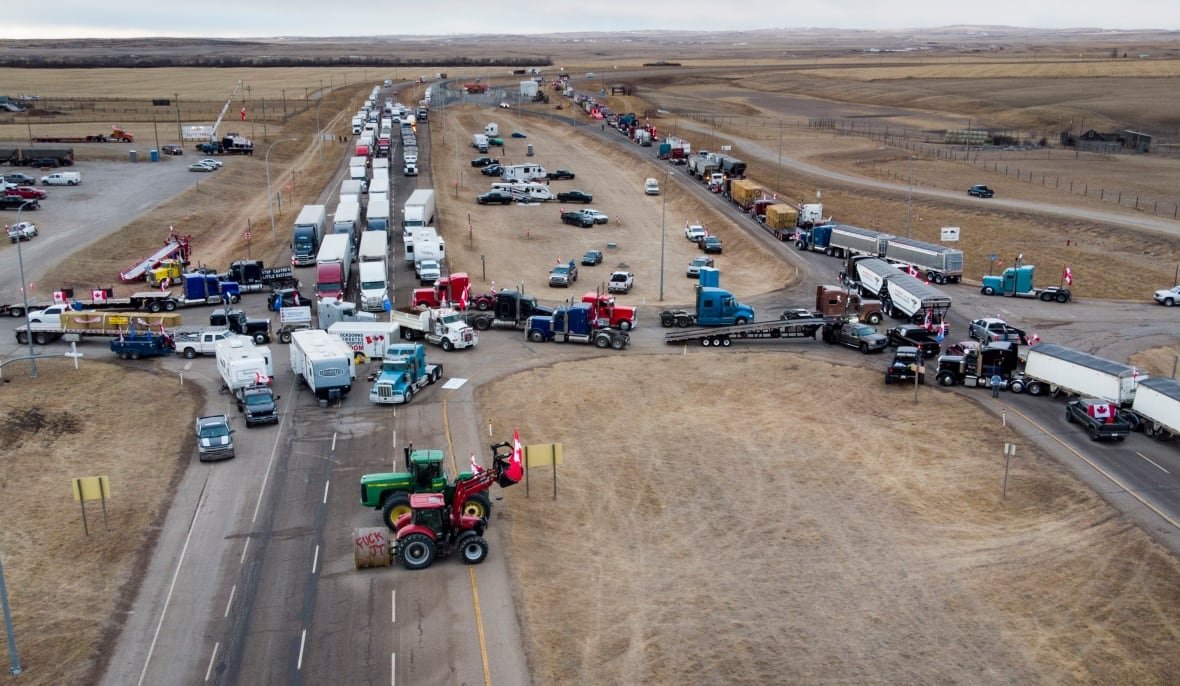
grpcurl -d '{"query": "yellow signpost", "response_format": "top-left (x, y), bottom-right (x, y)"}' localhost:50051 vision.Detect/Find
top-left (70, 476), bottom-right (112, 535)
top-left (523, 443), bottom-right (562, 499)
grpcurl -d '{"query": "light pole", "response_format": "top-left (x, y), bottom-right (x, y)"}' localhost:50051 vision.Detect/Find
top-left (13, 200), bottom-right (37, 377)
top-left (315, 95), bottom-right (324, 165)
top-left (266, 139), bottom-right (298, 244)
top-left (659, 169), bottom-right (672, 301)
top-left (905, 155), bottom-right (915, 237)
top-left (0, 550), bottom-right (20, 675)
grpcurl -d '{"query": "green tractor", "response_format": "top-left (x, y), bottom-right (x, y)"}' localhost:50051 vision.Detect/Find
top-left (360, 446), bottom-right (493, 530)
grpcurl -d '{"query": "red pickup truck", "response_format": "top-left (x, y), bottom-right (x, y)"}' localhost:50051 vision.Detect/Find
top-left (5, 185), bottom-right (48, 200)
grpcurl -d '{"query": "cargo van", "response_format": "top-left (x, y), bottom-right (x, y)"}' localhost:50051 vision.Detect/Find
top-left (41, 171), bottom-right (81, 186)
top-left (644, 177), bottom-right (660, 195)
top-left (472, 134), bottom-right (489, 153)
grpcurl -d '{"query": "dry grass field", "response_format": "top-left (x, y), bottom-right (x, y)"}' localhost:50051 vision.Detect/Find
top-left (1, 32), bottom-right (1180, 685)
top-left (483, 353), bottom-right (1180, 685)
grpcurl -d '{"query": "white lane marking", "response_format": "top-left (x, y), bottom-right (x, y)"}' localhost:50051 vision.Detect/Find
top-left (137, 483), bottom-right (207, 686)
top-left (391, 652), bottom-right (396, 686)
top-left (223, 585), bottom-right (236, 618)
top-left (204, 642), bottom-right (219, 682)
top-left (239, 538), bottom-right (250, 564)
top-left (1137, 451), bottom-right (1170, 473)
top-left (322, 480), bottom-right (330, 504)
top-left (297, 628), bottom-right (307, 670)
top-left (391, 590), bottom-right (396, 623)
top-left (331, 431), bottom-right (337, 452)
top-left (251, 377), bottom-right (297, 524)
top-left (311, 545), bottom-right (320, 575)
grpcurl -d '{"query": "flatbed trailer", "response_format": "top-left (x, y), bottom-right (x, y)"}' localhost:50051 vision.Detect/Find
top-left (0, 301), bottom-right (52, 318)
top-left (16, 312), bottom-right (182, 345)
top-left (663, 318), bottom-right (828, 347)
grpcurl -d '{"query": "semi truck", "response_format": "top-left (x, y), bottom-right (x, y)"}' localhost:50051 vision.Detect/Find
top-left (582, 292), bottom-right (637, 330)
top-left (315, 233), bottom-right (353, 301)
top-left (328, 321), bottom-right (400, 360)
top-left (1013, 343), bottom-right (1146, 405)
top-left (290, 329), bottom-right (356, 404)
top-left (221, 260), bottom-right (297, 293)
top-left (333, 198), bottom-right (361, 244)
top-left (466, 290), bottom-right (554, 331)
top-left (403, 189), bottom-right (436, 231)
top-left (763, 204), bottom-right (798, 241)
top-left (412, 273), bottom-right (473, 310)
top-left (1127, 376), bottom-right (1180, 440)
top-left (828, 224), bottom-right (892, 259)
top-left (525, 303), bottom-right (630, 349)
top-left (981, 263), bottom-right (1072, 303)
top-left (659, 268), bottom-right (754, 328)
top-left (370, 343), bottom-right (443, 405)
top-left (366, 197), bottom-right (392, 232)
top-left (936, 340), bottom-right (1021, 388)
top-left (209, 308), bottom-right (271, 344)
top-left (712, 153), bottom-right (747, 178)
top-left (175, 272), bottom-right (241, 307)
top-left (727, 179), bottom-right (762, 212)
top-left (291, 205), bottom-right (327, 267)
top-left (390, 307), bottom-right (479, 351)
top-left (686, 153), bottom-right (719, 179)
top-left (882, 236), bottom-right (964, 284)
top-left (815, 284), bottom-right (884, 325)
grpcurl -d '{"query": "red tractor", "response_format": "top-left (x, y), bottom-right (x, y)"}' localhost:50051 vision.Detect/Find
top-left (393, 441), bottom-right (521, 570)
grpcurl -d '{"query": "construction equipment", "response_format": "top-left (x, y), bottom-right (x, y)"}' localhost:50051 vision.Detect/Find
top-left (360, 446), bottom-right (494, 530)
top-left (392, 440), bottom-right (523, 570)
top-left (119, 233), bottom-right (193, 283)
top-left (32, 125), bottom-right (133, 143)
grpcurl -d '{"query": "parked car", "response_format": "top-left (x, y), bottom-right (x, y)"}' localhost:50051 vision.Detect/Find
top-left (267, 287), bottom-right (308, 311)
top-left (685, 224), bottom-right (707, 242)
top-left (556, 189), bottom-right (593, 203)
top-left (195, 414), bottom-right (235, 461)
top-left (968, 184), bottom-right (995, 198)
top-left (189, 161), bottom-right (217, 172)
top-left (470, 156), bottom-right (498, 167)
top-left (499, 102), bottom-right (511, 109)
top-left (7, 221), bottom-right (37, 243)
top-left (581, 250), bottom-right (604, 266)
top-left (1065, 398), bottom-right (1132, 441)
top-left (885, 324), bottom-right (942, 357)
top-left (0, 195), bottom-right (39, 210)
top-left (4, 186), bottom-right (47, 200)
top-left (511, 131), bottom-right (527, 138)
top-left (196, 158), bottom-right (223, 169)
top-left (581, 209), bottom-right (609, 225)
top-left (547, 169), bottom-right (576, 180)
top-left (2, 173), bottom-right (36, 186)
top-left (701, 236), bottom-right (723, 254)
top-left (480, 164), bottom-right (503, 177)
top-left (687, 256), bottom-right (715, 277)
top-left (1152, 285), bottom-right (1180, 306)
top-left (161, 144), bottom-right (184, 155)
top-left (476, 190), bottom-right (514, 205)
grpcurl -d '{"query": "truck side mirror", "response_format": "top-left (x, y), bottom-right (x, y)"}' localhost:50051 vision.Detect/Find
top-left (274, 396), bottom-right (281, 401)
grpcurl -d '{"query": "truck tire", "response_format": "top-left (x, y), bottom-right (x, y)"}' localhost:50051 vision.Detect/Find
top-left (1165, 298), bottom-right (1175, 307)
top-left (382, 494), bottom-right (412, 530)
top-left (660, 313), bottom-right (674, 327)
top-left (440, 338), bottom-right (454, 352)
top-left (1026, 382), bottom-right (1045, 396)
top-left (473, 317), bottom-right (491, 331)
top-left (252, 332), bottom-right (267, 344)
top-left (398, 533), bottom-right (437, 570)
top-left (676, 316), bottom-right (691, 328)
top-left (1089, 426), bottom-right (1100, 440)
top-left (865, 313), bottom-right (882, 325)
top-left (476, 300), bottom-right (490, 311)
top-left (528, 330), bottom-right (544, 343)
top-left (229, 294), bottom-right (241, 304)
top-left (594, 333), bottom-right (610, 348)
top-left (859, 343), bottom-right (868, 353)
top-left (15, 331), bottom-right (28, 344)
top-left (1065, 408), bottom-right (1074, 423)
top-left (1009, 380), bottom-right (1025, 394)
top-left (1039, 291), bottom-right (1053, 302)
top-left (458, 535), bottom-right (489, 565)
top-left (937, 372), bottom-right (956, 387)
top-left (119, 351), bottom-right (130, 360)
top-left (735, 317), bottom-right (749, 325)
top-left (130, 350), bottom-right (141, 360)
top-left (982, 286), bottom-right (996, 295)
top-left (183, 347), bottom-right (197, 359)
top-left (404, 387), bottom-right (414, 404)
top-left (164, 300), bottom-right (177, 311)
top-left (618, 319), bottom-right (632, 331)
top-left (610, 335), bottom-right (627, 350)
top-left (461, 493), bottom-right (491, 520)
top-left (148, 300), bottom-right (162, 313)
top-left (719, 336), bottom-right (731, 347)
top-left (932, 273), bottom-right (945, 284)
top-left (278, 331), bottom-right (292, 344)
top-left (8, 307), bottom-right (23, 317)
top-left (1056, 292), bottom-right (1070, 303)
top-left (33, 332), bottom-right (49, 345)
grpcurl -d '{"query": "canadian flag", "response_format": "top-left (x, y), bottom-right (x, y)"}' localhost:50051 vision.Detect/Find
top-left (293, 292), bottom-right (301, 306)
top-left (470, 451), bottom-right (484, 473)
top-left (254, 371), bottom-right (270, 385)
top-left (506, 428), bottom-right (524, 482)
top-left (1063, 265), bottom-right (1073, 285)
top-left (1090, 403), bottom-right (1112, 422)
top-left (458, 283), bottom-right (471, 311)
top-left (907, 264), bottom-right (919, 277)
top-left (240, 107), bottom-right (247, 121)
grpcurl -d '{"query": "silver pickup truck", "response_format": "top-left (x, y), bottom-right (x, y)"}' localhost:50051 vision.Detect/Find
top-left (174, 328), bottom-right (237, 359)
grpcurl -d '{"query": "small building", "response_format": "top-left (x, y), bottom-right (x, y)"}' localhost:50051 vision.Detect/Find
top-left (1122, 130), bottom-right (1152, 153)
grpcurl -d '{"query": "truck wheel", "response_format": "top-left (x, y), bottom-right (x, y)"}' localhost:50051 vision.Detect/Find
top-left (8, 307), bottom-right (23, 318)
top-left (458, 535), bottom-right (489, 565)
top-left (932, 273), bottom-right (945, 284)
top-left (1056, 292), bottom-right (1070, 303)
top-left (795, 240), bottom-right (805, 249)
top-left (476, 300), bottom-right (490, 311)
top-left (15, 332), bottom-right (28, 344)
top-left (1165, 298), bottom-right (1175, 307)
top-left (719, 336), bottom-right (731, 347)
top-left (462, 493), bottom-right (491, 520)
top-left (403, 387), bottom-right (414, 404)
top-left (1065, 408), bottom-right (1074, 423)
top-left (859, 343), bottom-right (868, 353)
top-left (252, 332), bottom-right (267, 344)
top-left (398, 533), bottom-right (437, 570)
top-left (474, 317), bottom-right (491, 331)
top-left (1124, 412), bottom-right (1141, 432)
top-left (1026, 382), bottom-right (1044, 396)
top-left (119, 352), bottom-right (130, 360)
top-left (982, 286), bottom-right (996, 295)
top-left (824, 247), bottom-right (835, 256)
top-left (660, 314), bottom-right (673, 328)
top-left (1009, 380), bottom-right (1025, 394)
top-left (937, 372), bottom-right (956, 387)
top-left (594, 333), bottom-right (610, 348)
top-left (164, 300), bottom-right (177, 312)
top-left (611, 335), bottom-right (627, 350)
top-left (440, 338), bottom-right (454, 351)
top-left (382, 495), bottom-right (412, 530)
top-left (676, 316), bottom-right (691, 328)
top-left (279, 331), bottom-right (292, 344)
top-left (1089, 426), bottom-right (1100, 441)
top-left (885, 374), bottom-right (893, 385)
top-left (528, 330), bottom-right (544, 343)
top-left (866, 313), bottom-right (882, 325)
top-left (130, 351), bottom-right (141, 360)
top-left (183, 347), bottom-right (197, 359)
top-left (33, 332), bottom-right (49, 345)
top-left (735, 317), bottom-right (749, 325)
top-left (1039, 291), bottom-right (1053, 301)
top-left (148, 300), bottom-right (162, 313)
top-left (618, 320), bottom-right (632, 331)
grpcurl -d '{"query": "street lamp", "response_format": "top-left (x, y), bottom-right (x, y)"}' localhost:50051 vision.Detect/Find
top-left (266, 138), bottom-right (299, 243)
top-left (314, 95), bottom-right (324, 166)
top-left (13, 200), bottom-right (38, 377)
top-left (659, 169), bottom-right (672, 302)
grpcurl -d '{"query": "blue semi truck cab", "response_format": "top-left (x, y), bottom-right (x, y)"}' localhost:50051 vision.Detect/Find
top-left (795, 223), bottom-right (833, 253)
top-left (526, 303), bottom-right (630, 349)
top-left (659, 267), bottom-right (754, 328)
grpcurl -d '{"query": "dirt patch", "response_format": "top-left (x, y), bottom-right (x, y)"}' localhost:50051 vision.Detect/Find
top-left (480, 353), bottom-right (1180, 685)
top-left (0, 358), bottom-right (202, 685)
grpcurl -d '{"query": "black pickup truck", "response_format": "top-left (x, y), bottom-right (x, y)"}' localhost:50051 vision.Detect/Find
top-left (210, 308), bottom-right (271, 344)
top-left (560, 210), bottom-right (595, 228)
top-left (1065, 398), bottom-right (1131, 441)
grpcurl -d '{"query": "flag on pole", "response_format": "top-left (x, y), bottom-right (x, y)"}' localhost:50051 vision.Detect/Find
top-left (240, 107), bottom-right (247, 121)
top-left (923, 309), bottom-right (932, 330)
top-left (470, 451), bottom-right (484, 473)
top-left (935, 320), bottom-right (947, 342)
top-left (506, 428), bottom-right (524, 482)
top-left (1063, 265), bottom-right (1073, 285)
top-left (459, 283), bottom-right (471, 311)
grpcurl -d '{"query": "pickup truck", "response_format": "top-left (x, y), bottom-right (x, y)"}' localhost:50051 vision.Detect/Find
top-left (821, 321), bottom-right (888, 353)
top-left (885, 324), bottom-right (941, 357)
top-left (210, 308), bottom-right (271, 344)
top-left (885, 346), bottom-right (926, 385)
top-left (557, 190), bottom-right (593, 203)
top-left (7, 222), bottom-right (37, 243)
top-left (560, 210), bottom-right (595, 228)
top-left (969, 318), bottom-right (1027, 344)
top-left (175, 329), bottom-right (237, 358)
top-left (685, 224), bottom-right (707, 242)
top-left (235, 384), bottom-right (280, 427)
top-left (549, 260), bottom-right (579, 287)
top-left (1065, 398), bottom-right (1132, 441)
top-left (608, 271), bottom-right (634, 294)
top-left (195, 414), bottom-right (235, 461)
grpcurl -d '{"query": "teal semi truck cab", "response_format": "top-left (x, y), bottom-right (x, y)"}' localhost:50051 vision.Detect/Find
top-left (981, 263), bottom-right (1071, 303)
top-left (369, 343), bottom-right (443, 405)
top-left (658, 267), bottom-right (754, 328)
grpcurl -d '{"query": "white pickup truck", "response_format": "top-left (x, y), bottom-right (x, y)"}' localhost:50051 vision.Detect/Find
top-left (7, 222), bottom-right (37, 243)
top-left (174, 329), bottom-right (238, 358)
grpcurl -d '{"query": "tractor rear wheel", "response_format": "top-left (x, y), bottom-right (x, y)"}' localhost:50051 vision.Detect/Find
top-left (398, 533), bottom-right (437, 570)
top-left (461, 493), bottom-right (491, 520)
top-left (382, 494), bottom-right (412, 530)
top-left (458, 535), bottom-right (489, 565)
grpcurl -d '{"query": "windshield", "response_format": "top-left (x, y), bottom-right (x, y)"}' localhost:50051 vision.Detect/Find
top-left (244, 394), bottom-right (270, 406)
top-left (854, 325), bottom-right (874, 336)
top-left (319, 282), bottom-right (342, 292)
top-left (199, 425), bottom-right (228, 439)
top-left (439, 313), bottom-right (462, 325)
top-left (361, 280), bottom-right (385, 290)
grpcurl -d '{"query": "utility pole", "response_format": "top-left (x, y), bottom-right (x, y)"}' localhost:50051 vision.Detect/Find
top-left (174, 92), bottom-right (182, 144)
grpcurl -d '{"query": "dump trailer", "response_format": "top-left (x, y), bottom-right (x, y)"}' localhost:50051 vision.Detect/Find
top-left (882, 236), bottom-right (964, 284)
top-left (1128, 376), bottom-right (1180, 440)
top-left (882, 273), bottom-right (952, 323)
top-left (1014, 343), bottom-right (1146, 405)
top-left (764, 204), bottom-right (799, 241)
top-left (686, 154), bottom-right (719, 179)
top-left (980, 264), bottom-right (1072, 303)
top-left (109, 332), bottom-right (176, 359)
top-left (828, 224), bottom-right (892, 259)
top-left (851, 258), bottom-right (902, 299)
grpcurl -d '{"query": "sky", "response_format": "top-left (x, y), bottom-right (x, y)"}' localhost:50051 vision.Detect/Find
top-left (8, 1), bottom-right (1179, 38)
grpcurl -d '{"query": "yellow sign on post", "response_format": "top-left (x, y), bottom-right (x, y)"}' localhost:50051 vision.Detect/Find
top-left (70, 476), bottom-right (112, 535)
top-left (523, 443), bottom-right (563, 467)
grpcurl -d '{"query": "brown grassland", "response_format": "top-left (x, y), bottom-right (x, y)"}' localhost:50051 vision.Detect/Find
top-left (1, 30), bottom-right (1179, 684)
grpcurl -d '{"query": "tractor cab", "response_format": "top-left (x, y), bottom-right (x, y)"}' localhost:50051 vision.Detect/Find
top-left (408, 492), bottom-right (448, 530)
top-left (408, 449), bottom-right (448, 489)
